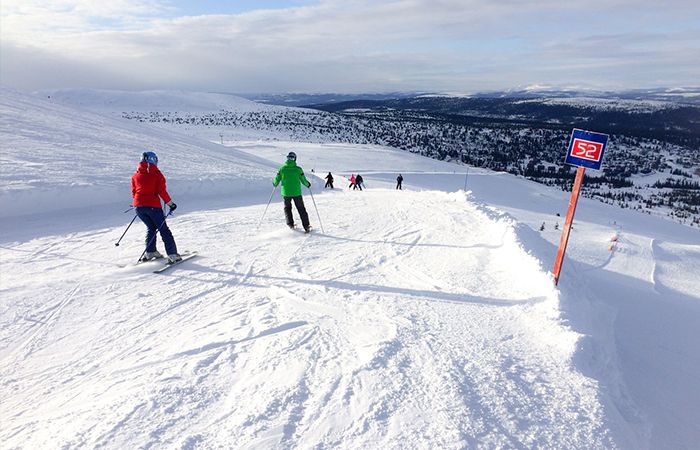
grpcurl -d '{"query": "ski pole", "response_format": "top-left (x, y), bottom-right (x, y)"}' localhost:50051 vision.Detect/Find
top-left (115, 214), bottom-right (138, 247)
top-left (307, 186), bottom-right (324, 234)
top-left (257, 185), bottom-right (277, 230)
top-left (123, 206), bottom-right (135, 213)
top-left (136, 209), bottom-right (173, 264)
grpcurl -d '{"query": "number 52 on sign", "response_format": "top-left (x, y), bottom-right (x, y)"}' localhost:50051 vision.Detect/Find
top-left (565, 129), bottom-right (609, 171)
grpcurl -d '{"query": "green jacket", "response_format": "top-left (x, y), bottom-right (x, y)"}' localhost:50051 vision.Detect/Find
top-left (273, 160), bottom-right (311, 197)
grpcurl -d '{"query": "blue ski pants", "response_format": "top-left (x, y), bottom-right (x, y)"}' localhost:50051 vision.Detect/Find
top-left (135, 206), bottom-right (178, 255)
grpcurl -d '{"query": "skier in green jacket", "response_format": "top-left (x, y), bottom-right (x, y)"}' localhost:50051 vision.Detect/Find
top-left (273, 152), bottom-right (312, 232)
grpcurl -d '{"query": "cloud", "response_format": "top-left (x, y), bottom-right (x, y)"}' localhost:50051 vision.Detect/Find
top-left (0, 42), bottom-right (146, 91)
top-left (1, 0), bottom-right (699, 92)
top-left (1, 0), bottom-right (168, 39)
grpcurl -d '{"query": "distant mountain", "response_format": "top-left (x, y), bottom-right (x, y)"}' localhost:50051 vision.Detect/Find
top-left (38, 88), bottom-right (284, 113)
top-left (304, 95), bottom-right (700, 143)
top-left (470, 86), bottom-right (700, 105)
top-left (236, 92), bottom-right (418, 107)
top-left (239, 87), bottom-right (700, 107)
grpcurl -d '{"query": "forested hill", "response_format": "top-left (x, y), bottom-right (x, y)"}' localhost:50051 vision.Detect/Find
top-left (305, 96), bottom-right (700, 146)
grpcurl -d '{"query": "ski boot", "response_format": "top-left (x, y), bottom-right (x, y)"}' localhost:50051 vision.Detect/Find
top-left (167, 254), bottom-right (182, 264)
top-left (141, 250), bottom-right (163, 262)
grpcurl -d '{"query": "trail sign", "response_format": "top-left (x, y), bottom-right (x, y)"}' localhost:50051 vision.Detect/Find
top-left (565, 129), bottom-right (609, 171)
top-left (553, 128), bottom-right (610, 285)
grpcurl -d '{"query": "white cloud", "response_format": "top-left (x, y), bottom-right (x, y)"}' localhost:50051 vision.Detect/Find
top-left (1, 0), bottom-right (699, 92)
top-left (1, 0), bottom-right (168, 43)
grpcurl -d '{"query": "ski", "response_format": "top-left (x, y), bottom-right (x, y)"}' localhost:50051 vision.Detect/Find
top-left (153, 251), bottom-right (197, 273)
top-left (288, 225), bottom-right (312, 234)
top-left (138, 255), bottom-right (164, 264)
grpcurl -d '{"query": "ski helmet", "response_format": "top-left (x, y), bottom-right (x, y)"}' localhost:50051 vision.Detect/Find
top-left (141, 151), bottom-right (158, 166)
top-left (286, 151), bottom-right (297, 161)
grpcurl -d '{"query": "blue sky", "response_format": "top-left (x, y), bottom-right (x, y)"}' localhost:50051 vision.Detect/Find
top-left (1, 0), bottom-right (698, 93)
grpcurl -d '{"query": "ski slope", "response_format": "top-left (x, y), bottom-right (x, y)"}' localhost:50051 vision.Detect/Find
top-left (237, 141), bottom-right (700, 449)
top-left (0, 87), bottom-right (277, 217)
top-left (1, 89), bottom-right (699, 449)
top-left (1, 187), bottom-right (617, 449)
top-left (39, 88), bottom-right (282, 113)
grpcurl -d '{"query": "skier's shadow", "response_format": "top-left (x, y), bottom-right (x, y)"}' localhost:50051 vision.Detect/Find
top-left (182, 266), bottom-right (544, 307)
top-left (0, 244), bottom-right (127, 268)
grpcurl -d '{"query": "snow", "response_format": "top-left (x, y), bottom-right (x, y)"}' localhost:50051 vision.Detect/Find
top-left (1, 88), bottom-right (699, 449)
top-left (514, 97), bottom-right (680, 113)
top-left (0, 87), bottom-right (277, 217)
top-left (38, 88), bottom-right (285, 113)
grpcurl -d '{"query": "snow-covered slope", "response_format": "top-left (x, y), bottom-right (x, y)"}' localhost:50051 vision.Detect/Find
top-left (1, 89), bottom-right (698, 449)
top-left (238, 141), bottom-right (700, 449)
top-left (38, 88), bottom-right (283, 113)
top-left (515, 97), bottom-right (681, 113)
top-left (2, 188), bottom-right (622, 449)
top-left (0, 87), bottom-right (277, 217)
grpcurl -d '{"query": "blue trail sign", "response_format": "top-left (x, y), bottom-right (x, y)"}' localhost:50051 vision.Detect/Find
top-left (564, 128), bottom-right (609, 171)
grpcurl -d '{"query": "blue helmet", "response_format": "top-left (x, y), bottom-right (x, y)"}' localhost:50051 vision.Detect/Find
top-left (141, 151), bottom-right (158, 165)
top-left (287, 151), bottom-right (297, 161)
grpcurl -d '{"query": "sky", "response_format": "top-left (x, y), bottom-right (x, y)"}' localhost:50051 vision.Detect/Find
top-left (1, 0), bottom-right (699, 94)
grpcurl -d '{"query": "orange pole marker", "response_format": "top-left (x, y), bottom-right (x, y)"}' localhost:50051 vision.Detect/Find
top-left (553, 166), bottom-right (586, 285)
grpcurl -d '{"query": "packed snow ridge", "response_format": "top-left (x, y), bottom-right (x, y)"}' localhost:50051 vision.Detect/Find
top-left (1, 88), bottom-right (699, 449)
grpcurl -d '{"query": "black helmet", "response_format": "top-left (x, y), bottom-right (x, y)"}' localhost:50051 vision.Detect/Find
top-left (287, 151), bottom-right (297, 161)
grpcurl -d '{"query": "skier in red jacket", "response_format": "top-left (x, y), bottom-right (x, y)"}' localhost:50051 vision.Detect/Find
top-left (131, 151), bottom-right (181, 263)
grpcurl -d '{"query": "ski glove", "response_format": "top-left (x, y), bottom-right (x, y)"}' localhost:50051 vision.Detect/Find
top-left (167, 201), bottom-right (177, 211)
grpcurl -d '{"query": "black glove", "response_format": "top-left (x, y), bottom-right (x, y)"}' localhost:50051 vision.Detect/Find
top-left (167, 201), bottom-right (177, 211)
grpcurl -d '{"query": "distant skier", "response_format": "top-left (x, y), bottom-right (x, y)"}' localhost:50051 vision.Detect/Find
top-left (354, 174), bottom-right (364, 190)
top-left (396, 174), bottom-right (403, 190)
top-left (273, 152), bottom-right (312, 232)
top-left (131, 151), bottom-right (181, 263)
top-left (325, 172), bottom-right (334, 189)
top-left (349, 174), bottom-right (356, 189)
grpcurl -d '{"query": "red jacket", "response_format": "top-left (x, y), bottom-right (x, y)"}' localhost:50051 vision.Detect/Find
top-left (131, 162), bottom-right (172, 208)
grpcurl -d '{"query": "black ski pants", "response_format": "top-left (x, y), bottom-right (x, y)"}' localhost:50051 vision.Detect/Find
top-left (284, 196), bottom-right (310, 230)
top-left (325, 180), bottom-right (334, 188)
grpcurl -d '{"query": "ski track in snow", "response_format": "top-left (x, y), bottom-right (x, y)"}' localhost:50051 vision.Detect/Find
top-left (0, 188), bottom-right (617, 449)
